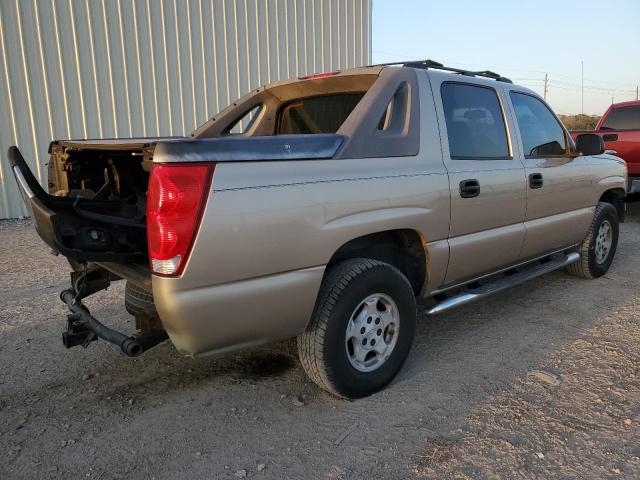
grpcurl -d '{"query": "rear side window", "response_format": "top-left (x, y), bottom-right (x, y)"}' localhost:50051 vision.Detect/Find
top-left (510, 92), bottom-right (567, 157)
top-left (441, 83), bottom-right (510, 159)
top-left (377, 82), bottom-right (409, 132)
top-left (600, 106), bottom-right (640, 130)
top-left (226, 105), bottom-right (262, 135)
top-left (277, 93), bottom-right (365, 134)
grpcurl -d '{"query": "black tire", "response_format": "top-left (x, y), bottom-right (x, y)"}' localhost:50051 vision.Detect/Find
top-left (124, 281), bottom-right (156, 316)
top-left (566, 202), bottom-right (619, 279)
top-left (297, 258), bottom-right (417, 399)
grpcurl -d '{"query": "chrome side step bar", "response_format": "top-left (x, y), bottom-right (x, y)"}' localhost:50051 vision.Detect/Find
top-left (427, 252), bottom-right (580, 315)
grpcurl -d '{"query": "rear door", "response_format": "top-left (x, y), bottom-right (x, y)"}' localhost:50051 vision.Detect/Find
top-left (506, 90), bottom-right (594, 258)
top-left (431, 75), bottom-right (527, 286)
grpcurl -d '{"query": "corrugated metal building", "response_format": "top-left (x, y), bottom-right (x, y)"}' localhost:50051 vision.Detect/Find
top-left (0, 0), bottom-right (372, 219)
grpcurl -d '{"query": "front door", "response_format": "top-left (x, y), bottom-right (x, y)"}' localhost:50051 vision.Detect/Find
top-left (507, 90), bottom-right (594, 259)
top-left (431, 77), bottom-right (527, 286)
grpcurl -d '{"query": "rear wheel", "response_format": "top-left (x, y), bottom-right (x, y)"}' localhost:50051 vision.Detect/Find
top-left (124, 281), bottom-right (156, 316)
top-left (566, 202), bottom-right (619, 279)
top-left (297, 258), bottom-right (416, 399)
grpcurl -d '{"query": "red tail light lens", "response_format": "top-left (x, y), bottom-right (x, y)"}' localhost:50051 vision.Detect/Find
top-left (147, 163), bottom-right (214, 276)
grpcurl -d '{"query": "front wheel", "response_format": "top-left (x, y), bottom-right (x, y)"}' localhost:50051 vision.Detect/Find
top-left (297, 258), bottom-right (416, 399)
top-left (566, 202), bottom-right (619, 279)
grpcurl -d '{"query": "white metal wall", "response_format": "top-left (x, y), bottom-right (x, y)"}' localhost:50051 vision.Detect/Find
top-left (0, 0), bottom-right (372, 218)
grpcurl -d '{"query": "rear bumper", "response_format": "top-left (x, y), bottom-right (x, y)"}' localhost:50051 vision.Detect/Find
top-left (60, 288), bottom-right (168, 356)
top-left (152, 266), bottom-right (325, 356)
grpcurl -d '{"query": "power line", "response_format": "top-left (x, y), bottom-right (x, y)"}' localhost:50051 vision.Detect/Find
top-left (545, 83), bottom-right (635, 96)
top-left (370, 50), bottom-right (638, 112)
top-left (371, 50), bottom-right (638, 91)
top-left (510, 75), bottom-right (636, 95)
top-left (547, 78), bottom-right (635, 93)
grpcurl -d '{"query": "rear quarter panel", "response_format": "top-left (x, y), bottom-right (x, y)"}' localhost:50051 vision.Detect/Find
top-left (154, 156), bottom-right (450, 355)
top-left (153, 70), bottom-right (452, 356)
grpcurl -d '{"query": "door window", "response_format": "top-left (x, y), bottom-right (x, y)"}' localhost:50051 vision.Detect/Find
top-left (441, 83), bottom-right (510, 159)
top-left (510, 92), bottom-right (567, 157)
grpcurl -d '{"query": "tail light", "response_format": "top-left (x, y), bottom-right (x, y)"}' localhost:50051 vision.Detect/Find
top-left (298, 71), bottom-right (340, 80)
top-left (147, 163), bottom-right (214, 276)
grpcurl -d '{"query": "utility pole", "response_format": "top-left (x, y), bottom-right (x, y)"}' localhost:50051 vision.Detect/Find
top-left (636, 85), bottom-right (639, 101)
top-left (581, 60), bottom-right (584, 115)
top-left (543, 73), bottom-right (548, 100)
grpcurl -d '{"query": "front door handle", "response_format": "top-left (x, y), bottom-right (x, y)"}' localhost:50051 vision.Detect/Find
top-left (459, 179), bottom-right (480, 198)
top-left (602, 134), bottom-right (618, 142)
top-left (529, 172), bottom-right (543, 189)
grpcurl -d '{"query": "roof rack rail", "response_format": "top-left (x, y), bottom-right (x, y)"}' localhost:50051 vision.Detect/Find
top-left (368, 59), bottom-right (513, 84)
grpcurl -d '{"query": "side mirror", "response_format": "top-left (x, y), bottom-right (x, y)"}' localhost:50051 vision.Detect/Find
top-left (575, 133), bottom-right (604, 156)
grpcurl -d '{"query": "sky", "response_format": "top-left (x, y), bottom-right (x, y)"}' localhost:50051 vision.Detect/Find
top-left (372, 0), bottom-right (640, 115)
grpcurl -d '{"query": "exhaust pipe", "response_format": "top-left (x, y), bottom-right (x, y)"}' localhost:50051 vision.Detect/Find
top-left (60, 289), bottom-right (167, 357)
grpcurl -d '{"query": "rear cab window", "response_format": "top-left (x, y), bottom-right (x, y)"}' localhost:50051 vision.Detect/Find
top-left (441, 83), bottom-right (510, 159)
top-left (600, 106), bottom-right (640, 131)
top-left (509, 92), bottom-right (567, 157)
top-left (277, 93), bottom-right (365, 134)
top-left (190, 67), bottom-right (421, 159)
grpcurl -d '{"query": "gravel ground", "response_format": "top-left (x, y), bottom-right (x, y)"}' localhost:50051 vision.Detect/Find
top-left (1, 206), bottom-right (639, 479)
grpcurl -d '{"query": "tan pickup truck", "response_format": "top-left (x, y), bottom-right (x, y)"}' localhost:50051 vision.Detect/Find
top-left (10, 60), bottom-right (627, 398)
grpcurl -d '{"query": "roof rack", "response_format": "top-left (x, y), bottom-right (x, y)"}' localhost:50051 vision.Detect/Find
top-left (368, 59), bottom-right (513, 84)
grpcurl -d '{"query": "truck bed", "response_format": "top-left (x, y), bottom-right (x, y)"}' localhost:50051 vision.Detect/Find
top-left (10, 135), bottom-right (345, 267)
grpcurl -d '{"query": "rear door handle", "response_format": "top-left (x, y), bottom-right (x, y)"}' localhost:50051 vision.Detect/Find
top-left (602, 134), bottom-right (618, 142)
top-left (459, 179), bottom-right (480, 198)
top-left (529, 172), bottom-right (543, 189)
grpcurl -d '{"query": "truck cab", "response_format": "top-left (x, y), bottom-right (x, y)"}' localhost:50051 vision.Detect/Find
top-left (571, 100), bottom-right (640, 194)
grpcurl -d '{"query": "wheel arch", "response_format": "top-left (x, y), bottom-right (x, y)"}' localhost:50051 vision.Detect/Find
top-left (326, 229), bottom-right (428, 296)
top-left (599, 188), bottom-right (625, 222)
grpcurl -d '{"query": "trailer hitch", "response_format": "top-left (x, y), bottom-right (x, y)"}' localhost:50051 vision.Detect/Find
top-left (62, 312), bottom-right (97, 349)
top-left (60, 289), bottom-right (168, 357)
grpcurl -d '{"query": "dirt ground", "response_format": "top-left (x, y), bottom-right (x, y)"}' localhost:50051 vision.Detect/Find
top-left (1, 206), bottom-right (639, 480)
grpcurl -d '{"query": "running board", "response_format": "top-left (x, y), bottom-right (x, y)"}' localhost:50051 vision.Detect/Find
top-left (426, 252), bottom-right (580, 315)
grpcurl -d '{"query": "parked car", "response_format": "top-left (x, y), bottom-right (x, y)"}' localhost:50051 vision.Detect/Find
top-left (570, 100), bottom-right (640, 195)
top-left (10, 59), bottom-right (627, 398)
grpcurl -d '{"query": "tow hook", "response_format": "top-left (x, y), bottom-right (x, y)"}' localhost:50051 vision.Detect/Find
top-left (60, 289), bottom-right (168, 357)
top-left (62, 312), bottom-right (97, 349)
